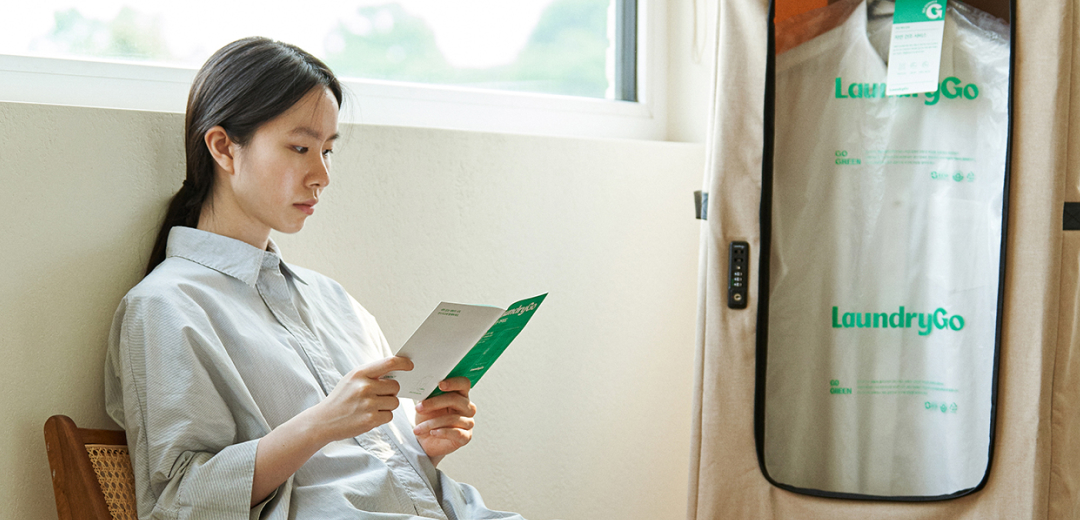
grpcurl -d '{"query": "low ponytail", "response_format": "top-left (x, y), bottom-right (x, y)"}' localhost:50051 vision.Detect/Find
top-left (143, 37), bottom-right (342, 277)
top-left (144, 179), bottom-right (212, 276)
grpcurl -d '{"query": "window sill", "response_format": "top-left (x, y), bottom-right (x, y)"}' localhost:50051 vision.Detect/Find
top-left (0, 53), bottom-right (664, 141)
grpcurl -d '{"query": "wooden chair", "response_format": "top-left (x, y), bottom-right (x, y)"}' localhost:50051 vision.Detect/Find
top-left (44, 415), bottom-right (137, 520)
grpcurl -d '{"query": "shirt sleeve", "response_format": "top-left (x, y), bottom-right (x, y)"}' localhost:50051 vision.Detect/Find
top-left (105, 292), bottom-right (281, 520)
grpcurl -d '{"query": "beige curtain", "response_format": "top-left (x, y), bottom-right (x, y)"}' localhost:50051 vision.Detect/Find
top-left (688, 0), bottom-right (1078, 518)
top-left (1050, 5), bottom-right (1080, 516)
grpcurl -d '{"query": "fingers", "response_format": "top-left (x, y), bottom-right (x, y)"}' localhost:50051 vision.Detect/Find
top-left (336, 372), bottom-right (400, 398)
top-left (412, 382), bottom-right (476, 459)
top-left (364, 410), bottom-right (395, 427)
top-left (330, 385), bottom-right (401, 415)
top-left (372, 395), bottom-right (400, 412)
top-left (369, 377), bottom-right (400, 397)
top-left (413, 414), bottom-right (475, 436)
top-left (437, 377), bottom-right (472, 396)
top-left (416, 392), bottom-right (476, 418)
top-left (355, 356), bottom-right (414, 379)
top-left (418, 428), bottom-right (471, 449)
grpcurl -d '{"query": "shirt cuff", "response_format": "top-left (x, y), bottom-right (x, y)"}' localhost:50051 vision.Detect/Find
top-left (175, 438), bottom-right (262, 519)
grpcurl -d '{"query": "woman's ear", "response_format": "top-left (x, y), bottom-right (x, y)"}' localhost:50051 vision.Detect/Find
top-left (204, 126), bottom-right (236, 174)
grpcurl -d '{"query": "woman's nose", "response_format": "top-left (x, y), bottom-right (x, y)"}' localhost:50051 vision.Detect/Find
top-left (309, 155), bottom-right (330, 189)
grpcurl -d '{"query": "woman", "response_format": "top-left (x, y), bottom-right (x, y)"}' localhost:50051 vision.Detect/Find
top-left (104, 37), bottom-right (522, 519)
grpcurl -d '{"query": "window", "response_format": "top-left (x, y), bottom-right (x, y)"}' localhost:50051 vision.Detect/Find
top-left (0, 0), bottom-right (661, 139)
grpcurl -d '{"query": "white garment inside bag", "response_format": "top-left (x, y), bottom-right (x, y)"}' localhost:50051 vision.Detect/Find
top-left (764, 0), bottom-right (1010, 497)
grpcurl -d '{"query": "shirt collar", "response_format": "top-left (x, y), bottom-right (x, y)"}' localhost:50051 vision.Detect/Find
top-left (165, 227), bottom-right (307, 287)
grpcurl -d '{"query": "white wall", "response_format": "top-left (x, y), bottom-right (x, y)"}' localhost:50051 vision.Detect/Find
top-left (0, 101), bottom-right (704, 519)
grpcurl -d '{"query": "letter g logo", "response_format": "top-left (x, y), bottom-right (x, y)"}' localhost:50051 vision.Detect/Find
top-left (923, 1), bottom-right (944, 20)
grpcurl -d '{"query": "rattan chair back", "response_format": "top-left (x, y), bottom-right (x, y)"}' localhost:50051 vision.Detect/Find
top-left (44, 415), bottom-right (137, 520)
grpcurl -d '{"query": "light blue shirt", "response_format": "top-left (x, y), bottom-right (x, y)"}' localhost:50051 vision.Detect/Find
top-left (104, 226), bottom-right (522, 520)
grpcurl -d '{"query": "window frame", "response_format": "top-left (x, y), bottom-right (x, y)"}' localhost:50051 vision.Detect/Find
top-left (0, 0), bottom-right (664, 141)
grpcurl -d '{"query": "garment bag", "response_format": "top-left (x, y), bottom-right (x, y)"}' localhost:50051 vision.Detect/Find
top-left (756, 0), bottom-right (1013, 499)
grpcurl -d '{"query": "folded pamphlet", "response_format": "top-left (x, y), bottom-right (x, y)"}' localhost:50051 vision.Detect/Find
top-left (384, 293), bottom-right (547, 400)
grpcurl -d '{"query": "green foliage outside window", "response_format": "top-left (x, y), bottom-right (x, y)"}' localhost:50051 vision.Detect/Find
top-left (37, 0), bottom-right (613, 99)
top-left (44, 7), bottom-right (171, 62)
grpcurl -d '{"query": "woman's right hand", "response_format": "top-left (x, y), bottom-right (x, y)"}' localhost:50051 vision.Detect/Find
top-left (311, 356), bottom-right (414, 443)
top-left (252, 356), bottom-right (414, 506)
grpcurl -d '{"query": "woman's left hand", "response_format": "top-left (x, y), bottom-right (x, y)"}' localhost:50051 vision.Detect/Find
top-left (414, 377), bottom-right (476, 466)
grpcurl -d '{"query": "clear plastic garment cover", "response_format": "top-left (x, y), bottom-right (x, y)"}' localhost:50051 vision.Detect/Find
top-left (756, 0), bottom-right (1014, 500)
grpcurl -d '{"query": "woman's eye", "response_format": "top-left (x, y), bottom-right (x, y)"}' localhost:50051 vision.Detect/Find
top-left (322, 149), bottom-right (334, 158)
top-left (293, 146), bottom-right (309, 153)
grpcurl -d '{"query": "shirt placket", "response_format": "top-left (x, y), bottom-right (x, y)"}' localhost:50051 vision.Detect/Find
top-left (256, 257), bottom-right (341, 394)
top-left (255, 254), bottom-right (446, 518)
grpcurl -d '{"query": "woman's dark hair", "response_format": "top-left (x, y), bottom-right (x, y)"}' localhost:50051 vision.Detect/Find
top-left (145, 37), bottom-right (343, 276)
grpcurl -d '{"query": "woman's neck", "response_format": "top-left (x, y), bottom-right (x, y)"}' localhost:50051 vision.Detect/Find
top-left (196, 191), bottom-right (271, 250)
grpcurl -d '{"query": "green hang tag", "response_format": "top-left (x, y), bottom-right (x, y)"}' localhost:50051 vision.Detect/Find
top-left (885, 0), bottom-right (948, 96)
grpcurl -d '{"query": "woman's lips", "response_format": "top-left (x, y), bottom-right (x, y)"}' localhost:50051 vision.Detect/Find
top-left (294, 202), bottom-right (316, 215)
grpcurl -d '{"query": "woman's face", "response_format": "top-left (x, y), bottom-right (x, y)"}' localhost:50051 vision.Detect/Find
top-left (227, 87), bottom-right (339, 239)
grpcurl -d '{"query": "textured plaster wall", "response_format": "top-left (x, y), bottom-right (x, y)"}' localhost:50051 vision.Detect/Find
top-left (0, 101), bottom-right (704, 519)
